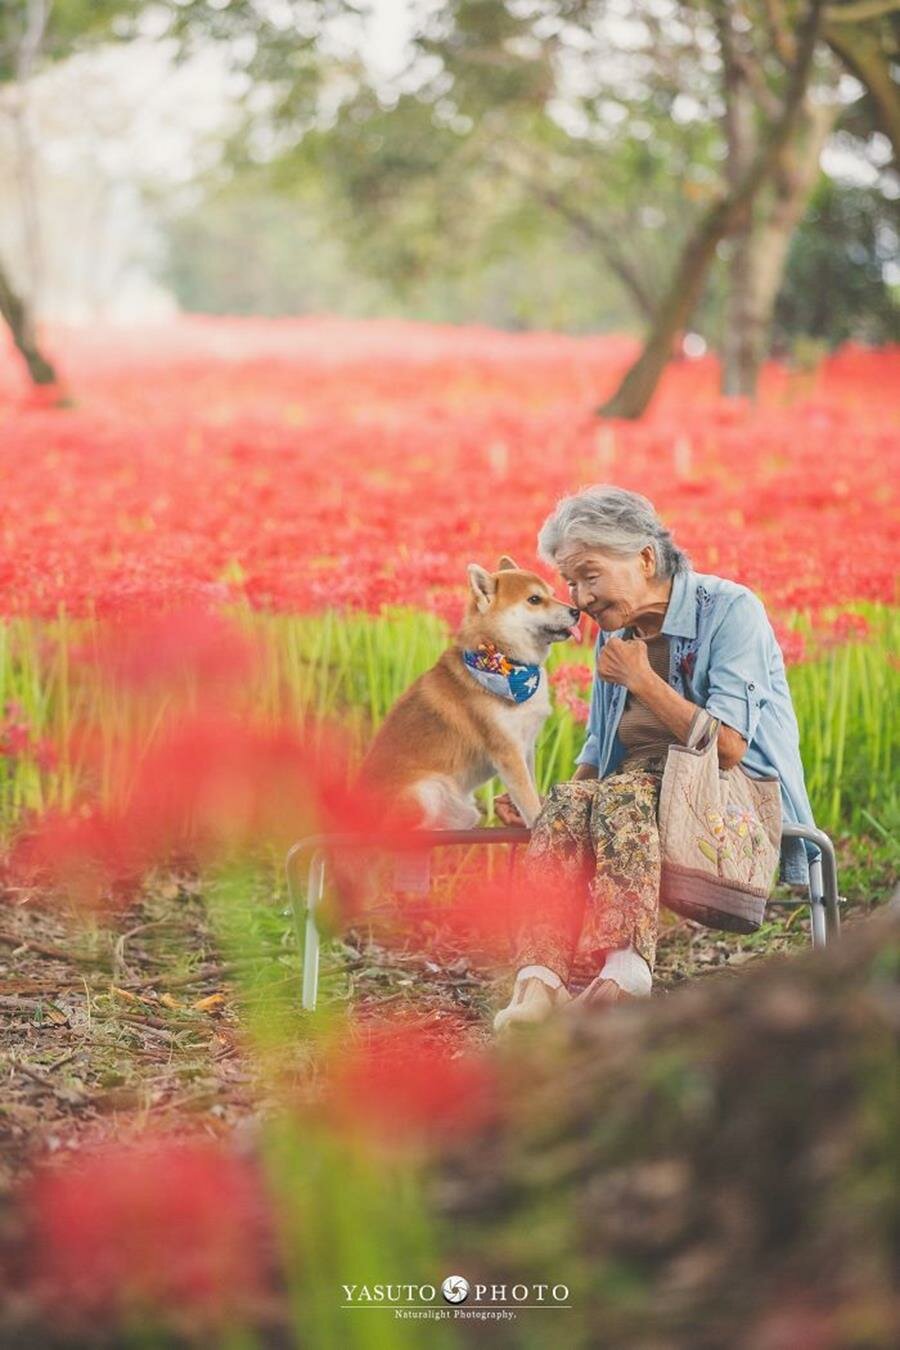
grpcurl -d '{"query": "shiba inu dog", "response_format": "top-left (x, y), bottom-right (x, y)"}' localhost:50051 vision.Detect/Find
top-left (361, 557), bottom-right (580, 829)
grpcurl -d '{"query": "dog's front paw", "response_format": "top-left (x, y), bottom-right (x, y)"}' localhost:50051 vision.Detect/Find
top-left (494, 793), bottom-right (526, 827)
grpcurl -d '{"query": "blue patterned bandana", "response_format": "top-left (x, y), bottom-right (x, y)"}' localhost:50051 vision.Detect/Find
top-left (461, 642), bottom-right (541, 704)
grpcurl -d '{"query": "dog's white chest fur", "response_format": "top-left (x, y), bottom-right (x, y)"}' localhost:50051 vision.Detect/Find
top-left (411, 668), bottom-right (551, 829)
top-left (483, 668), bottom-right (551, 755)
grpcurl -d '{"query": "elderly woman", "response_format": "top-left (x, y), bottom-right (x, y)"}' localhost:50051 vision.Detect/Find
top-left (493, 485), bottom-right (819, 1033)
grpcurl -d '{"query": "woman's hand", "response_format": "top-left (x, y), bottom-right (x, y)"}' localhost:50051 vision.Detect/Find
top-left (494, 793), bottom-right (526, 827)
top-left (597, 635), bottom-right (653, 694)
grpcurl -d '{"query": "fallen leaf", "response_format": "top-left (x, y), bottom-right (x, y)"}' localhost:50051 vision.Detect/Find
top-left (193, 993), bottom-right (227, 1013)
top-left (158, 993), bottom-right (181, 1010)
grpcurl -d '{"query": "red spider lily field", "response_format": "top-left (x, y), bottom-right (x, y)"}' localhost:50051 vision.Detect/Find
top-left (0, 318), bottom-right (896, 625)
top-left (0, 319), bottom-right (898, 1348)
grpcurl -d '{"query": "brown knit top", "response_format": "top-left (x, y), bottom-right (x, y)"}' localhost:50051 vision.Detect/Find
top-left (618, 631), bottom-right (676, 762)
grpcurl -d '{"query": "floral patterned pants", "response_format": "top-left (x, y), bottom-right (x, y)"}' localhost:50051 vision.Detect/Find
top-left (510, 749), bottom-right (668, 984)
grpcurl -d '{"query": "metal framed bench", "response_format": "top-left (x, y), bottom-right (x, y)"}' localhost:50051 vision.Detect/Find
top-left (285, 823), bottom-right (842, 1013)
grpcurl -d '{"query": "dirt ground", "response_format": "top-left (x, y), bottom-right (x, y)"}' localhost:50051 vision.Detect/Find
top-left (0, 835), bottom-right (889, 1193)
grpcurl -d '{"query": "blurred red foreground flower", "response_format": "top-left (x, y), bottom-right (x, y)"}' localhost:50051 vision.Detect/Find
top-left (85, 604), bottom-right (255, 695)
top-left (427, 858), bottom-right (595, 973)
top-left (324, 1015), bottom-right (501, 1148)
top-left (25, 1139), bottom-right (271, 1327)
top-left (12, 712), bottom-right (418, 908)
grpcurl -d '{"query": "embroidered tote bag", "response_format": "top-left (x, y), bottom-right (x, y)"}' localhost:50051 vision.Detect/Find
top-left (658, 708), bottom-right (782, 934)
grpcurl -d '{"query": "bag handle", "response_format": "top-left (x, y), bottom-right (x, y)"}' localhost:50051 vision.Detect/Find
top-left (686, 706), bottom-right (720, 752)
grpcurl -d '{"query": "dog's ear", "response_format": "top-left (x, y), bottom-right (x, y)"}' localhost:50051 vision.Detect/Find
top-left (497, 555), bottom-right (519, 571)
top-left (467, 563), bottom-right (497, 613)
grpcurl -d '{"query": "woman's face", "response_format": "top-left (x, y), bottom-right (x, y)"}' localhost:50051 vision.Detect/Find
top-left (556, 543), bottom-right (657, 631)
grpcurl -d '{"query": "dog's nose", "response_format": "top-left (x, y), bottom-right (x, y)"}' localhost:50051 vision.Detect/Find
top-left (568, 606), bottom-right (580, 621)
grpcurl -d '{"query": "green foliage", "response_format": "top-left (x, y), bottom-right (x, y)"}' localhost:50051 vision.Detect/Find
top-left (774, 178), bottom-right (900, 350)
top-left (161, 158), bottom-right (645, 329)
top-left (0, 1), bottom-right (328, 97)
top-left (0, 605), bottom-right (896, 840)
top-left (4, 0), bottom-right (898, 346)
top-left (163, 173), bottom-right (395, 318)
top-left (296, 91), bottom-right (477, 288)
top-left (192, 0), bottom-right (727, 329)
top-left (179, 0), bottom-right (892, 351)
top-left (0, 0), bottom-right (140, 81)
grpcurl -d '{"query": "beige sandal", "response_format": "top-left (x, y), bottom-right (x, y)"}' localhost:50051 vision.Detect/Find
top-left (492, 977), bottom-right (572, 1034)
top-left (565, 975), bottom-right (637, 1012)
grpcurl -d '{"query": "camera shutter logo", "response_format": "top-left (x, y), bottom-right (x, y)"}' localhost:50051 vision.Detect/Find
top-left (441, 1276), bottom-right (469, 1304)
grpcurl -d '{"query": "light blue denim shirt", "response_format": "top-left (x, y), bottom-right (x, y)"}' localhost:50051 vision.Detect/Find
top-left (575, 568), bottom-right (819, 885)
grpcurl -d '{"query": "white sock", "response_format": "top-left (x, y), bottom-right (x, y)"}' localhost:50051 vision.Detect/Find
top-left (515, 964), bottom-right (563, 991)
top-left (600, 946), bottom-right (652, 997)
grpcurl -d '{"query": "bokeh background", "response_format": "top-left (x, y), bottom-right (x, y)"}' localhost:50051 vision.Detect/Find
top-left (0, 1), bottom-right (897, 354)
top-left (0, 5), bottom-right (898, 1349)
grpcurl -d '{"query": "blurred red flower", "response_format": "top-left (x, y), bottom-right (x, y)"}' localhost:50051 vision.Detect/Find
top-left (31, 737), bottom-right (58, 772)
top-left (771, 621), bottom-right (807, 666)
top-left (0, 716), bottom-right (30, 758)
top-left (25, 1139), bottom-right (271, 1328)
top-left (816, 610), bottom-right (872, 652)
top-left (85, 604), bottom-right (255, 695)
top-left (324, 1014), bottom-right (501, 1148)
top-left (12, 804), bottom-right (147, 907)
top-left (433, 859), bottom-right (592, 973)
top-left (12, 712), bottom-right (417, 909)
top-left (549, 662), bottom-right (592, 724)
top-left (0, 702), bottom-right (59, 772)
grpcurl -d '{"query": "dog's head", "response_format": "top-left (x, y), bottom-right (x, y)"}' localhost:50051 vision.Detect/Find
top-left (462, 555), bottom-right (581, 664)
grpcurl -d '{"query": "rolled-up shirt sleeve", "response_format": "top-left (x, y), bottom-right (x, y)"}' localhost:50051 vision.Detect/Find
top-left (704, 590), bottom-right (773, 748)
top-left (575, 728), bottom-right (601, 767)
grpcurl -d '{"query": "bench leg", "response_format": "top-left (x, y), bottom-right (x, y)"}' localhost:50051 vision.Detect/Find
top-left (301, 853), bottom-right (325, 1011)
top-left (286, 845), bottom-right (325, 1013)
top-left (808, 855), bottom-right (827, 949)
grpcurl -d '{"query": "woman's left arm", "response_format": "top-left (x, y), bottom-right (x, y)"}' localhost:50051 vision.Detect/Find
top-left (598, 636), bottom-right (749, 769)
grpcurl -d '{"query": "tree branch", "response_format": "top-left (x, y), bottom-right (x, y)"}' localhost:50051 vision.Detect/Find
top-left (733, 49), bottom-right (783, 120)
top-left (761, 0), bottom-right (798, 64)
top-left (826, 16), bottom-right (900, 160)
top-left (715, 0), bottom-right (790, 119)
top-left (477, 128), bottom-right (661, 324)
top-left (825, 1), bottom-right (900, 22)
top-left (526, 184), bottom-right (659, 322)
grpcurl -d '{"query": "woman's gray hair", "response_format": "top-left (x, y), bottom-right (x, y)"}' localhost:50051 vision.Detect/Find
top-left (537, 485), bottom-right (690, 579)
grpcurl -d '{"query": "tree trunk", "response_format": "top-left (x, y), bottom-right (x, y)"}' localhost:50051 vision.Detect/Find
top-left (0, 255), bottom-right (58, 389)
top-left (598, 0), bottom-right (826, 420)
top-left (722, 99), bottom-right (838, 398)
top-left (597, 197), bottom-right (747, 418)
top-left (718, 8), bottom-right (760, 400)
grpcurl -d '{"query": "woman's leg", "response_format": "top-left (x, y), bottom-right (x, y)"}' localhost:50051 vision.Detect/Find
top-left (508, 780), bottom-right (600, 986)
top-left (580, 765), bottom-right (664, 972)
